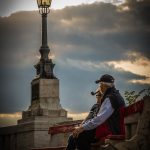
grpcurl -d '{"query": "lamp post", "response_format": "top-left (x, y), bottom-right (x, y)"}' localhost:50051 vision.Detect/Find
top-left (35, 0), bottom-right (56, 79)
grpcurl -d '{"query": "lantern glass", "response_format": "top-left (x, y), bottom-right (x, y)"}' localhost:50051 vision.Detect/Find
top-left (37, 0), bottom-right (52, 7)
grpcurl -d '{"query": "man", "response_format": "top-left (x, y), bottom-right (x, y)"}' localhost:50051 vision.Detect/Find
top-left (66, 74), bottom-right (125, 150)
top-left (82, 88), bottom-right (103, 123)
top-left (66, 88), bottom-right (103, 150)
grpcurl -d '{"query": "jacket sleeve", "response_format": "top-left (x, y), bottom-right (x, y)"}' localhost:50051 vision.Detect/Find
top-left (83, 104), bottom-right (100, 123)
top-left (82, 98), bottom-right (114, 130)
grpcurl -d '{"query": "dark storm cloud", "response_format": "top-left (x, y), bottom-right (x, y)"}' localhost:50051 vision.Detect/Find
top-left (1, 1), bottom-right (150, 66)
top-left (0, 68), bottom-right (33, 113)
top-left (0, 1), bottom-right (150, 113)
top-left (0, 0), bottom-right (36, 17)
top-left (48, 2), bottom-right (150, 61)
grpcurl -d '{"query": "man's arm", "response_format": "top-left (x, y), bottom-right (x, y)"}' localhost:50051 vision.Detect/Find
top-left (82, 103), bottom-right (100, 124)
top-left (82, 98), bottom-right (114, 130)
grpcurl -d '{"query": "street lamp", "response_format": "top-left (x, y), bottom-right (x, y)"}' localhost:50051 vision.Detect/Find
top-left (37, 0), bottom-right (51, 7)
top-left (37, 0), bottom-right (52, 14)
top-left (35, 0), bottom-right (56, 79)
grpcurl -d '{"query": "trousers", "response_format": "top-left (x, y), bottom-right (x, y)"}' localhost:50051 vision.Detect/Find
top-left (66, 129), bottom-right (96, 150)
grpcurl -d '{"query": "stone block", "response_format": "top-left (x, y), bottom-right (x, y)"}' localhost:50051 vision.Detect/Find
top-left (34, 130), bottom-right (50, 148)
top-left (39, 79), bottom-right (59, 98)
top-left (50, 133), bottom-right (70, 147)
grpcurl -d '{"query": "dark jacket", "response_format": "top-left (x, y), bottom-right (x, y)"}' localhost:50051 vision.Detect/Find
top-left (102, 87), bottom-right (125, 134)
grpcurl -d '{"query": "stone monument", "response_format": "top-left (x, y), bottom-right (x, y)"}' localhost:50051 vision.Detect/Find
top-left (0, 0), bottom-right (71, 149)
top-left (17, 0), bottom-right (72, 148)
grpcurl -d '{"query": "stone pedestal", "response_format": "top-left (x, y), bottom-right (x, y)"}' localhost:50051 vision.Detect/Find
top-left (30, 79), bottom-right (62, 110)
top-left (13, 78), bottom-right (72, 149)
top-left (18, 78), bottom-right (71, 125)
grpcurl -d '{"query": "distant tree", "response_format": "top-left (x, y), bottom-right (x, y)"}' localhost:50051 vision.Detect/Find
top-left (124, 87), bottom-right (150, 105)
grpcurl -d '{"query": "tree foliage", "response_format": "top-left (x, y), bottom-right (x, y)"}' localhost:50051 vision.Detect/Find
top-left (124, 87), bottom-right (150, 105)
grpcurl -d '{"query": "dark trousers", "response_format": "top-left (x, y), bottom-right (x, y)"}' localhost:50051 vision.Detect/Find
top-left (66, 129), bottom-right (96, 150)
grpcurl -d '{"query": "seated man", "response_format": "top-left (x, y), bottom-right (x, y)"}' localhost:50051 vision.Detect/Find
top-left (66, 87), bottom-right (103, 150)
top-left (66, 74), bottom-right (125, 150)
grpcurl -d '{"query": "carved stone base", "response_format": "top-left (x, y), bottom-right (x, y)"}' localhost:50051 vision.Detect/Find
top-left (18, 106), bottom-right (71, 125)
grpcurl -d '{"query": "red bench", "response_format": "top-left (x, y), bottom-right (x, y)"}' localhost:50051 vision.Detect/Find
top-left (49, 122), bottom-right (81, 135)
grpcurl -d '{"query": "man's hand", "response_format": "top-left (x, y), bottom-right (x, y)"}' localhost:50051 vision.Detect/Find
top-left (73, 126), bottom-right (84, 138)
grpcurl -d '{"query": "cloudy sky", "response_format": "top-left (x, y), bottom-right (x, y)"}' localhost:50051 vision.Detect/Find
top-left (0, 0), bottom-right (150, 126)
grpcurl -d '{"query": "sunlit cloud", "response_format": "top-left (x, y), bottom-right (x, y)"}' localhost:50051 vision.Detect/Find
top-left (0, 111), bottom-right (87, 126)
top-left (0, 112), bottom-right (21, 118)
top-left (128, 78), bottom-right (150, 84)
top-left (48, 53), bottom-right (56, 59)
top-left (0, 112), bottom-right (21, 127)
top-left (52, 0), bottom-right (112, 9)
top-left (35, 53), bottom-right (55, 60)
top-left (0, 0), bottom-right (125, 17)
top-left (68, 112), bottom-right (88, 120)
top-left (107, 51), bottom-right (150, 84)
top-left (117, 4), bottom-right (130, 12)
top-left (52, 0), bottom-right (94, 9)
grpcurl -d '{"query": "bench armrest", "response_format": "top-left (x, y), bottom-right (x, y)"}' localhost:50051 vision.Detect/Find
top-left (106, 134), bottom-right (125, 140)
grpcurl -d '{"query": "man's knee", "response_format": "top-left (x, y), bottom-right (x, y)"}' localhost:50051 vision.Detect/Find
top-left (66, 134), bottom-right (77, 150)
top-left (68, 134), bottom-right (77, 145)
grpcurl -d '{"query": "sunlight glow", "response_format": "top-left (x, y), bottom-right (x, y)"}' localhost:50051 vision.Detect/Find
top-left (0, 112), bottom-right (87, 126)
top-left (0, 112), bottom-right (21, 118)
top-left (68, 112), bottom-right (88, 120)
top-left (51, 0), bottom-right (124, 10)
top-left (107, 51), bottom-right (150, 84)
top-left (51, 0), bottom-right (101, 9)
top-left (0, 0), bottom-right (124, 17)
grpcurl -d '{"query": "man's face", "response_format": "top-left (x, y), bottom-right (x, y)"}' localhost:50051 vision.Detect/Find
top-left (95, 87), bottom-right (102, 103)
top-left (96, 94), bottom-right (102, 103)
top-left (99, 83), bottom-right (108, 94)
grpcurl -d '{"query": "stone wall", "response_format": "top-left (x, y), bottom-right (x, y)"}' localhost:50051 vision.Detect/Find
top-left (114, 96), bottom-right (150, 150)
top-left (125, 112), bottom-right (141, 139)
top-left (0, 121), bottom-right (50, 150)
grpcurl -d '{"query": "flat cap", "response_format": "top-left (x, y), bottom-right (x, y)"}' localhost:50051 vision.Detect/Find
top-left (95, 74), bottom-right (115, 84)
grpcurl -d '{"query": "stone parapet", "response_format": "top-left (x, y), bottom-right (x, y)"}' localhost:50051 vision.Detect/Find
top-left (21, 108), bottom-right (67, 120)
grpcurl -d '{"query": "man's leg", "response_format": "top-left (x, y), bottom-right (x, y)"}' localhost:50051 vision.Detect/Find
top-left (66, 134), bottom-right (77, 150)
top-left (76, 129), bottom-right (96, 150)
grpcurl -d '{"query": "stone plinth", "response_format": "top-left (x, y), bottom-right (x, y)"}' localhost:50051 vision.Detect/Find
top-left (18, 78), bottom-right (71, 125)
top-left (0, 77), bottom-right (72, 150)
top-left (30, 79), bottom-right (62, 111)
